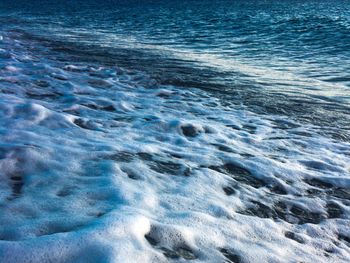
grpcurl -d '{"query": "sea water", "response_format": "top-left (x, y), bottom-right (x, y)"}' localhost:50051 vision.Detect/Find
top-left (0, 0), bottom-right (349, 262)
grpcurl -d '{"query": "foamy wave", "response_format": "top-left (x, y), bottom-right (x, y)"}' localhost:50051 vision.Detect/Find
top-left (0, 29), bottom-right (349, 263)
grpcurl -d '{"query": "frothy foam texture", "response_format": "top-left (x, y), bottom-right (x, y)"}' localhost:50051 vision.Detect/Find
top-left (0, 30), bottom-right (349, 262)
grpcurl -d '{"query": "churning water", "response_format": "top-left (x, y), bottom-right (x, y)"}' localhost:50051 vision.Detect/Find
top-left (0, 0), bottom-right (349, 262)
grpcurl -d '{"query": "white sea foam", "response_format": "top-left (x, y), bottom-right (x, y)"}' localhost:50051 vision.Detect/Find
top-left (0, 31), bottom-right (349, 263)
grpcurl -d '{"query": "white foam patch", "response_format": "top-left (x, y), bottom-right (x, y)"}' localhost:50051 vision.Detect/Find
top-left (0, 30), bottom-right (349, 262)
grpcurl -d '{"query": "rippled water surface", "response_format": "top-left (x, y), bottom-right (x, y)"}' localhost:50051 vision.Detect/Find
top-left (0, 1), bottom-right (350, 262)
